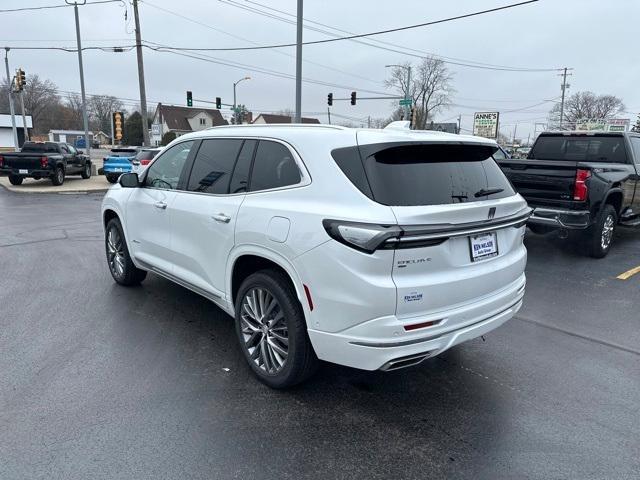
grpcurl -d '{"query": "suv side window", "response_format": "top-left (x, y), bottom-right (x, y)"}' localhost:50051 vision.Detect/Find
top-left (630, 137), bottom-right (640, 165)
top-left (145, 140), bottom-right (194, 190)
top-left (187, 139), bottom-right (243, 194)
top-left (229, 140), bottom-right (257, 194)
top-left (250, 140), bottom-right (301, 192)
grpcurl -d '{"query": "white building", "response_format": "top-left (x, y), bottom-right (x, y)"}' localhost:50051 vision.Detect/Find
top-left (0, 114), bottom-right (33, 150)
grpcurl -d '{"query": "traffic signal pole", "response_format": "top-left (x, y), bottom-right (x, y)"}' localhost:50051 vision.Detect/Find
top-left (3, 48), bottom-right (18, 150)
top-left (19, 90), bottom-right (28, 142)
top-left (133, 0), bottom-right (150, 146)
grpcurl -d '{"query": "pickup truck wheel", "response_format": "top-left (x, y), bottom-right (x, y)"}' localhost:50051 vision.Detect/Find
top-left (81, 162), bottom-right (91, 179)
top-left (51, 166), bottom-right (65, 186)
top-left (8, 175), bottom-right (23, 186)
top-left (587, 204), bottom-right (617, 258)
top-left (234, 269), bottom-right (318, 388)
top-left (106, 174), bottom-right (118, 184)
top-left (105, 218), bottom-right (147, 286)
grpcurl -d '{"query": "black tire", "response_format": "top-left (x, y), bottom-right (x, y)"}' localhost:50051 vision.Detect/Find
top-left (528, 224), bottom-right (554, 235)
top-left (51, 166), bottom-right (65, 186)
top-left (81, 162), bottom-right (92, 179)
top-left (586, 204), bottom-right (617, 258)
top-left (106, 174), bottom-right (118, 184)
top-left (8, 175), bottom-right (23, 186)
top-left (235, 269), bottom-right (318, 388)
top-left (105, 217), bottom-right (147, 286)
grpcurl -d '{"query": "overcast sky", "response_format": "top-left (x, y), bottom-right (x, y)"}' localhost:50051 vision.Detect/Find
top-left (2, 0), bottom-right (639, 140)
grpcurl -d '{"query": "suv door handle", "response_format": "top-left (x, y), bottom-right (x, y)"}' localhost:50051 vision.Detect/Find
top-left (211, 213), bottom-right (231, 223)
top-left (154, 201), bottom-right (167, 210)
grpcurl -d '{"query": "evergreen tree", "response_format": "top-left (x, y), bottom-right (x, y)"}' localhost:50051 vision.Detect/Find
top-left (122, 111), bottom-right (143, 146)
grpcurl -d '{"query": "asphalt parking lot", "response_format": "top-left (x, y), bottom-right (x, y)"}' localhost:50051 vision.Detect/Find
top-left (1, 188), bottom-right (638, 480)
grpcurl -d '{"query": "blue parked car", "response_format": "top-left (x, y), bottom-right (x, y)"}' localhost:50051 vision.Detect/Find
top-left (103, 148), bottom-right (138, 183)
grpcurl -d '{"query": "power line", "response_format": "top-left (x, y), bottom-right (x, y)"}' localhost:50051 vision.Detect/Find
top-left (140, 1), bottom-right (547, 58)
top-left (0, 0), bottom-right (122, 14)
top-left (223, 0), bottom-right (555, 72)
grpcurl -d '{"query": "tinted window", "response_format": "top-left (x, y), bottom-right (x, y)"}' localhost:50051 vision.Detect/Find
top-left (530, 135), bottom-right (628, 163)
top-left (145, 141), bottom-right (194, 190)
top-left (630, 137), bottom-right (640, 165)
top-left (250, 141), bottom-right (301, 191)
top-left (187, 139), bottom-right (243, 194)
top-left (229, 140), bottom-right (256, 194)
top-left (333, 143), bottom-right (515, 206)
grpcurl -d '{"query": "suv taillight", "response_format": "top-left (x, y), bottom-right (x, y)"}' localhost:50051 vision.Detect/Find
top-left (323, 220), bottom-right (401, 253)
top-left (573, 169), bottom-right (591, 201)
top-left (40, 156), bottom-right (48, 168)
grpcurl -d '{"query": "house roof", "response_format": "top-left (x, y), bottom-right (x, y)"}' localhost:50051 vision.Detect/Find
top-left (49, 129), bottom-right (90, 135)
top-left (156, 104), bottom-right (228, 131)
top-left (253, 113), bottom-right (321, 124)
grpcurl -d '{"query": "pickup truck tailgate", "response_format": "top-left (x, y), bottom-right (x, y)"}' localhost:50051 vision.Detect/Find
top-left (2, 155), bottom-right (44, 170)
top-left (499, 159), bottom-right (578, 202)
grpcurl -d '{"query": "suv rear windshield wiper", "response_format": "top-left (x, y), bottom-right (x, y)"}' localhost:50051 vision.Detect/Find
top-left (474, 187), bottom-right (505, 198)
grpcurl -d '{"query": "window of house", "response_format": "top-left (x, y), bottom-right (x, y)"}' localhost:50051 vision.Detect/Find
top-left (199, 118), bottom-right (206, 126)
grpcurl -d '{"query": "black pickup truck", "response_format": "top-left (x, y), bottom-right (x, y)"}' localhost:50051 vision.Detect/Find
top-left (498, 131), bottom-right (640, 257)
top-left (0, 141), bottom-right (92, 186)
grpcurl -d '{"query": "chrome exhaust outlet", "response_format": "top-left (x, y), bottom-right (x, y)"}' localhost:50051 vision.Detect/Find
top-left (379, 351), bottom-right (431, 372)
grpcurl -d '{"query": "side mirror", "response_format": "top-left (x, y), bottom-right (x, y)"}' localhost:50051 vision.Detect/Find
top-left (119, 172), bottom-right (140, 188)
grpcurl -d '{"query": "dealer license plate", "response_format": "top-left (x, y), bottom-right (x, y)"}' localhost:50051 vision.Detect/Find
top-left (19, 169), bottom-right (28, 174)
top-left (469, 232), bottom-right (498, 262)
top-left (115, 167), bottom-right (123, 172)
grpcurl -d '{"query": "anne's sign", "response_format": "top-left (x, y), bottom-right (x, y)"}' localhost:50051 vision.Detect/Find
top-left (473, 112), bottom-right (499, 139)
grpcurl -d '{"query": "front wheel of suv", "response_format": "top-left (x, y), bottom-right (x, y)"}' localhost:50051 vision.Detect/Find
top-left (586, 204), bottom-right (617, 258)
top-left (105, 217), bottom-right (147, 285)
top-left (234, 270), bottom-right (318, 388)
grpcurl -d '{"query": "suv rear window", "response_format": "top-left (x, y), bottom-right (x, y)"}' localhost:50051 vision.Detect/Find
top-left (332, 143), bottom-right (514, 206)
top-left (530, 135), bottom-right (628, 163)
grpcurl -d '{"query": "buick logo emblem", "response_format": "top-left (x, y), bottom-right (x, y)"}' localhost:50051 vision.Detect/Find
top-left (488, 207), bottom-right (496, 219)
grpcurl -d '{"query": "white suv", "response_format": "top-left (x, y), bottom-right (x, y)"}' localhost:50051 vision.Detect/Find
top-left (102, 125), bottom-right (530, 388)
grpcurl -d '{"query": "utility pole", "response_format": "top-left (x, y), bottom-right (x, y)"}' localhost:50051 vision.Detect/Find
top-left (327, 107), bottom-right (331, 125)
top-left (67, 1), bottom-right (91, 157)
top-left (558, 67), bottom-right (573, 130)
top-left (132, 0), bottom-right (150, 146)
top-left (512, 123), bottom-right (518, 146)
top-left (457, 114), bottom-right (462, 134)
top-left (4, 48), bottom-right (18, 150)
top-left (406, 65), bottom-right (412, 120)
top-left (367, 116), bottom-right (371, 128)
top-left (294, 0), bottom-right (303, 123)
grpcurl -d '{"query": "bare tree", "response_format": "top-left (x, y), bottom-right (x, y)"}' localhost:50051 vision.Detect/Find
top-left (0, 74), bottom-right (61, 134)
top-left (549, 91), bottom-right (625, 126)
top-left (65, 93), bottom-right (84, 130)
top-left (385, 57), bottom-right (454, 129)
top-left (89, 95), bottom-right (124, 133)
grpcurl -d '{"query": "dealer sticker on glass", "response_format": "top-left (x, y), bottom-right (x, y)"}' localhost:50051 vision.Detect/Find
top-left (469, 232), bottom-right (498, 262)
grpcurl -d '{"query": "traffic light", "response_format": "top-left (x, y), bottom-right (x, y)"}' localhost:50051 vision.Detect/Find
top-left (186, 90), bottom-right (193, 107)
top-left (327, 93), bottom-right (333, 106)
top-left (350, 91), bottom-right (356, 106)
top-left (14, 68), bottom-right (26, 91)
top-left (216, 97), bottom-right (222, 109)
top-left (112, 112), bottom-right (124, 142)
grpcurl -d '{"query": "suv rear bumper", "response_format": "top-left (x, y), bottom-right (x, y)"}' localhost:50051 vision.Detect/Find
top-left (528, 207), bottom-right (591, 229)
top-left (307, 273), bottom-right (525, 371)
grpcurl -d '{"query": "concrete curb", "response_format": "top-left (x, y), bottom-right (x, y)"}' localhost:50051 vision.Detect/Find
top-left (0, 177), bottom-right (110, 195)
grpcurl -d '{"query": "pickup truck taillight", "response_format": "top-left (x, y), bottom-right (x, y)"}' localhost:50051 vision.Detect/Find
top-left (0, 155), bottom-right (4, 167)
top-left (573, 169), bottom-right (591, 201)
top-left (40, 156), bottom-right (48, 168)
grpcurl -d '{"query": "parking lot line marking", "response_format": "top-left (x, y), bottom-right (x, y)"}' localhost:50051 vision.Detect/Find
top-left (616, 265), bottom-right (640, 280)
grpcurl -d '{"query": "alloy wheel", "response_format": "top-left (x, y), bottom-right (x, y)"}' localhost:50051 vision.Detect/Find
top-left (107, 227), bottom-right (125, 279)
top-left (240, 287), bottom-right (289, 374)
top-left (601, 214), bottom-right (614, 250)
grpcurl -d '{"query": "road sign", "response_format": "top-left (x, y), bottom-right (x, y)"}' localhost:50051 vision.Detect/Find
top-left (399, 98), bottom-right (412, 106)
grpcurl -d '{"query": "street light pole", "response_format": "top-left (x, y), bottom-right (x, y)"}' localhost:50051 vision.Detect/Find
top-left (67, 1), bottom-right (91, 158)
top-left (232, 76), bottom-right (250, 124)
top-left (294, 0), bottom-right (303, 123)
top-left (3, 48), bottom-right (18, 150)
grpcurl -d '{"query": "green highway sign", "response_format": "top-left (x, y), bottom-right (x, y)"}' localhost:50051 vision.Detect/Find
top-left (399, 98), bottom-right (412, 106)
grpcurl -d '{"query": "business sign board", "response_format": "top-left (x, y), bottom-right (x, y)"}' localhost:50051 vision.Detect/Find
top-left (574, 118), bottom-right (630, 132)
top-left (151, 123), bottom-right (161, 136)
top-left (473, 112), bottom-right (499, 139)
